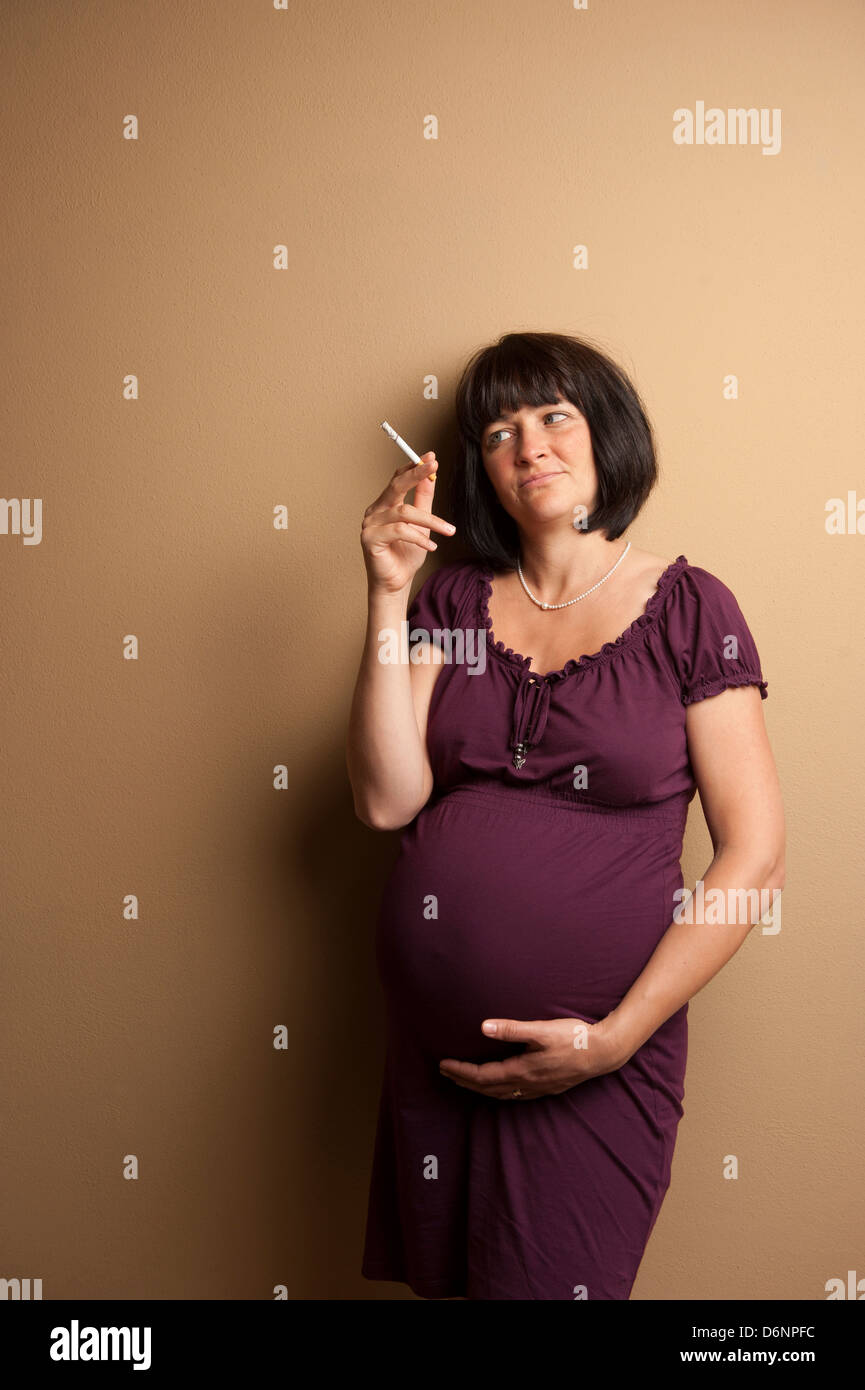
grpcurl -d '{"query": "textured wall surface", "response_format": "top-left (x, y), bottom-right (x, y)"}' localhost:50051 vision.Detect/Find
top-left (2, 0), bottom-right (862, 1300)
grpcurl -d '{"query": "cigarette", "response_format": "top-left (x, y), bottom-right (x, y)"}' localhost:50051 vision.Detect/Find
top-left (380, 420), bottom-right (423, 465)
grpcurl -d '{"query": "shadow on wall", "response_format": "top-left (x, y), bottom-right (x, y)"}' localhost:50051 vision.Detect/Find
top-left (286, 749), bottom-right (414, 1298)
top-left (273, 423), bottom-right (468, 1298)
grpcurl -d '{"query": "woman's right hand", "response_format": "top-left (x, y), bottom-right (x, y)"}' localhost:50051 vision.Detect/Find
top-left (360, 452), bottom-right (456, 595)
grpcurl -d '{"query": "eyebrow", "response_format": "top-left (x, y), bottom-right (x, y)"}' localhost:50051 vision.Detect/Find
top-left (483, 403), bottom-right (564, 433)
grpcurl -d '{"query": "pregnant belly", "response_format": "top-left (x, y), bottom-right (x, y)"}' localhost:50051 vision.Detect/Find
top-left (375, 789), bottom-right (677, 1063)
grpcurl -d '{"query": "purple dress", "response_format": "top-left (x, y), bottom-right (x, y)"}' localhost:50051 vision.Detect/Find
top-left (361, 554), bottom-right (768, 1300)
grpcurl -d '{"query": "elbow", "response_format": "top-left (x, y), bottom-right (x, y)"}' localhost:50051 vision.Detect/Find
top-left (350, 769), bottom-right (433, 831)
top-left (352, 799), bottom-right (417, 832)
top-left (713, 842), bottom-right (786, 892)
top-left (755, 847), bottom-right (785, 893)
top-left (765, 837), bottom-right (786, 892)
top-left (767, 857), bottom-right (786, 892)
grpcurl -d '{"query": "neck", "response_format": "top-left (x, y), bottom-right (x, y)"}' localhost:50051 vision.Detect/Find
top-left (516, 533), bottom-right (629, 605)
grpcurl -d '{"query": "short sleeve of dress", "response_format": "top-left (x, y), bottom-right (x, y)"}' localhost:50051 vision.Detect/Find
top-left (663, 564), bottom-right (769, 705)
top-left (406, 560), bottom-right (475, 649)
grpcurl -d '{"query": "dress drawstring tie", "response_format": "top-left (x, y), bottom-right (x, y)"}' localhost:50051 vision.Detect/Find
top-left (510, 673), bottom-right (552, 770)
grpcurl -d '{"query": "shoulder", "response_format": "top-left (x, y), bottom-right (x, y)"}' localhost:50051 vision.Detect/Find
top-left (628, 546), bottom-right (677, 578)
top-left (657, 554), bottom-right (768, 701)
top-left (648, 551), bottom-right (762, 643)
top-left (623, 545), bottom-right (745, 611)
top-left (411, 556), bottom-right (481, 596)
top-left (670, 558), bottom-right (748, 611)
top-left (626, 548), bottom-right (681, 605)
top-left (407, 557), bottom-right (482, 626)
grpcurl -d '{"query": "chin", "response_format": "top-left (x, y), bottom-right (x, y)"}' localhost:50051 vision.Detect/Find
top-left (520, 498), bottom-right (579, 520)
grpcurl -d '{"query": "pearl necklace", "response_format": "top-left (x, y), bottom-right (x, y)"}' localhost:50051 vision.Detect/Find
top-left (517, 541), bottom-right (631, 610)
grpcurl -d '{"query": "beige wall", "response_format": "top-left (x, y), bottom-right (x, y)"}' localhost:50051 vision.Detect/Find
top-left (2, 0), bottom-right (862, 1300)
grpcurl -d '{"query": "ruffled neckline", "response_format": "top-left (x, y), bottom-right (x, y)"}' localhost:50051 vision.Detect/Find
top-left (477, 554), bottom-right (690, 681)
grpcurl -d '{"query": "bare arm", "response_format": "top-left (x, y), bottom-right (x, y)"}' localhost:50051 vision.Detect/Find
top-left (346, 450), bottom-right (455, 830)
top-left (346, 591), bottom-right (444, 829)
top-left (605, 684), bottom-right (786, 1063)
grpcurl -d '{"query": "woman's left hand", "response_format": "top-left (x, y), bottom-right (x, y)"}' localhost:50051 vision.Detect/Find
top-left (438, 1015), bottom-right (628, 1100)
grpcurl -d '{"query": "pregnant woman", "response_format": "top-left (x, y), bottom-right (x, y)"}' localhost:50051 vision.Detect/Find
top-left (346, 331), bottom-right (785, 1301)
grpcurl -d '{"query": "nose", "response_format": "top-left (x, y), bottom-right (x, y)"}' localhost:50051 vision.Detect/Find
top-left (516, 425), bottom-right (548, 466)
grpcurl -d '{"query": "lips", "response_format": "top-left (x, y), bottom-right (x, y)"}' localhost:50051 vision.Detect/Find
top-left (519, 472), bottom-right (562, 488)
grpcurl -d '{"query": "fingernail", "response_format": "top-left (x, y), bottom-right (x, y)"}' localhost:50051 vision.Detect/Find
top-left (443, 522), bottom-right (455, 532)
top-left (482, 1021), bottom-right (497, 1035)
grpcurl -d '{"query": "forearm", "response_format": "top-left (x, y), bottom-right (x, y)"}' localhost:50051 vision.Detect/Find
top-left (346, 586), bottom-right (433, 828)
top-left (605, 847), bottom-right (785, 1064)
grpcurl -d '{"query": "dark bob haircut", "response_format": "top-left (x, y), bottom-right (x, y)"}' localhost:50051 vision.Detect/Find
top-left (450, 331), bottom-right (658, 571)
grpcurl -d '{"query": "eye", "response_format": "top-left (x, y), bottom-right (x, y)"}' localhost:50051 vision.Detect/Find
top-left (485, 411), bottom-right (569, 447)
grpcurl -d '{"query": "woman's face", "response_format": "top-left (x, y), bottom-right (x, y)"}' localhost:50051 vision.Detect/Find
top-left (479, 395), bottom-right (597, 532)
